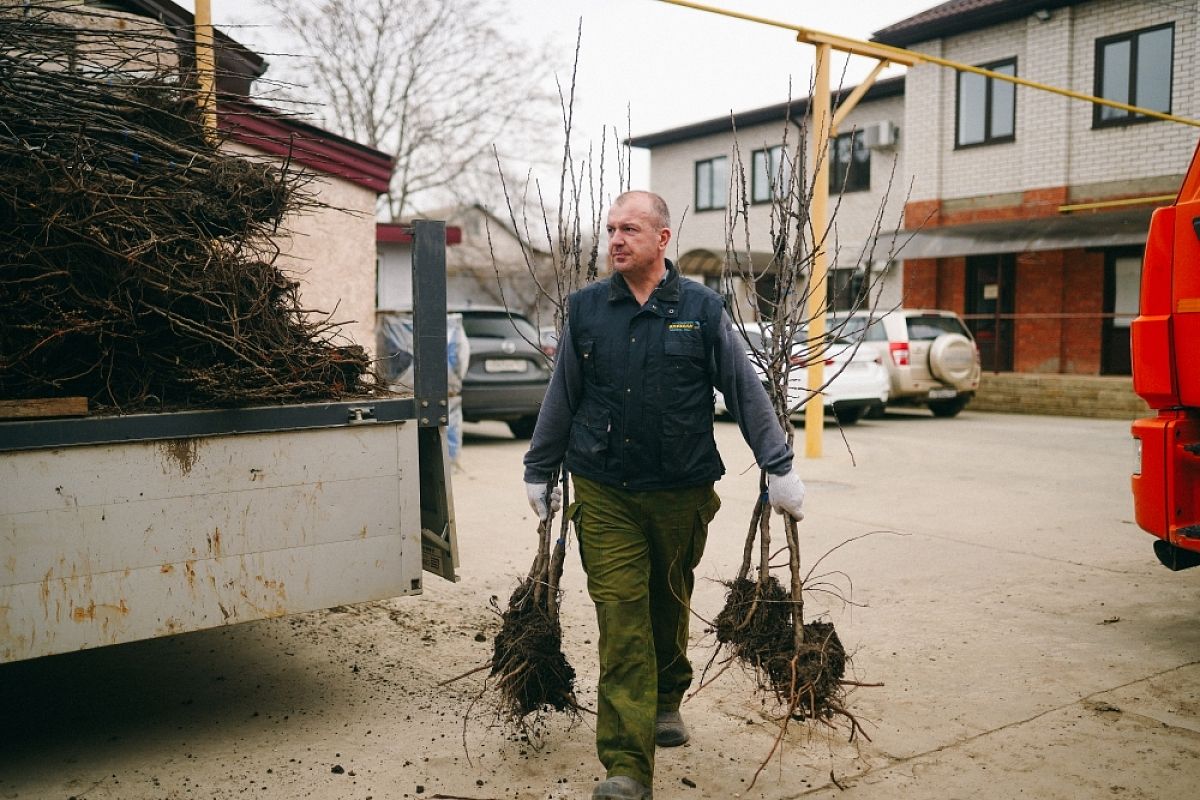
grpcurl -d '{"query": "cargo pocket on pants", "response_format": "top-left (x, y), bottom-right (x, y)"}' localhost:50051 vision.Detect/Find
top-left (565, 500), bottom-right (587, 571)
top-left (688, 489), bottom-right (721, 570)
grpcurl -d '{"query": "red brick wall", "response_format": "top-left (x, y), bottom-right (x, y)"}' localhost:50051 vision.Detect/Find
top-left (939, 257), bottom-right (966, 311)
top-left (1062, 249), bottom-right (1105, 374)
top-left (900, 187), bottom-right (1111, 375)
top-left (904, 258), bottom-right (939, 307)
top-left (905, 199), bottom-right (942, 228)
top-left (903, 257), bottom-right (967, 312)
top-left (1014, 250), bottom-right (1065, 373)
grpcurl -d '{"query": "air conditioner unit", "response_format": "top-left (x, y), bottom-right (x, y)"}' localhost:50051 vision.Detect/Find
top-left (863, 120), bottom-right (899, 149)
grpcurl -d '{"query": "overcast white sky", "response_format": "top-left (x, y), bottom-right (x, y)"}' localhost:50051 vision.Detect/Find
top-left (187, 0), bottom-right (937, 186)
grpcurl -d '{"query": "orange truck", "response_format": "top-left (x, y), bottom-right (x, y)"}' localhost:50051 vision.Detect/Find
top-left (1131, 142), bottom-right (1200, 570)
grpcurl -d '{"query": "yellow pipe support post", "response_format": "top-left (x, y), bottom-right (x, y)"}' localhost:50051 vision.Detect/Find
top-left (831, 59), bottom-right (888, 131)
top-left (804, 42), bottom-right (831, 458)
top-left (194, 0), bottom-right (217, 142)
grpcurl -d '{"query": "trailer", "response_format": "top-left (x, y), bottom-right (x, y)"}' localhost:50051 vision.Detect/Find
top-left (0, 222), bottom-right (458, 663)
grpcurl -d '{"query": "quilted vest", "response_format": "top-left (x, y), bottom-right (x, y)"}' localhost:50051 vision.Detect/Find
top-left (564, 264), bottom-right (726, 490)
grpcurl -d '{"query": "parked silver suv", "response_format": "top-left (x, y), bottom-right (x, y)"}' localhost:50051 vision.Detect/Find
top-left (829, 309), bottom-right (981, 417)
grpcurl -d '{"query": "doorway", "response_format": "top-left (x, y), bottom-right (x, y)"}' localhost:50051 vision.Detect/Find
top-left (965, 254), bottom-right (1016, 372)
top-left (1101, 249), bottom-right (1142, 375)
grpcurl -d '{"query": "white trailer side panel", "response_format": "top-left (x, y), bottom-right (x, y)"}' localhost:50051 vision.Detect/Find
top-left (0, 421), bottom-right (421, 662)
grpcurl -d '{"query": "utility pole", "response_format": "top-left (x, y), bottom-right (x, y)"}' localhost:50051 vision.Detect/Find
top-left (194, 0), bottom-right (217, 142)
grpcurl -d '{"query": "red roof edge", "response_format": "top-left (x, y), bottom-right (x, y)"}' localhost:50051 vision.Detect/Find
top-left (376, 222), bottom-right (463, 245)
top-left (218, 100), bottom-right (394, 194)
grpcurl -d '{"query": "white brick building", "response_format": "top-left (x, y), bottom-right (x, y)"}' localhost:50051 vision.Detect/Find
top-left (632, 0), bottom-right (1200, 376)
top-left (629, 79), bottom-right (907, 318)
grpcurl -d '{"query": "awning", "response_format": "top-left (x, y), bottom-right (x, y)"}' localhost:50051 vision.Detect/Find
top-left (676, 248), bottom-right (779, 275)
top-left (879, 206), bottom-right (1156, 260)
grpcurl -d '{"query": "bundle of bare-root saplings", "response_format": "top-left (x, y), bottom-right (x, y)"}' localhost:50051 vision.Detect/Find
top-left (0, 6), bottom-right (368, 411)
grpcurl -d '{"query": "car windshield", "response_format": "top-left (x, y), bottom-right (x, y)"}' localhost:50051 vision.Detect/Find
top-left (906, 315), bottom-right (970, 341)
top-left (461, 313), bottom-right (538, 341)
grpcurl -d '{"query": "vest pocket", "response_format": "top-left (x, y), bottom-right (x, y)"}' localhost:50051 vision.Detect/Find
top-left (569, 405), bottom-right (610, 473)
top-left (578, 337), bottom-right (604, 384)
top-left (663, 334), bottom-right (707, 391)
top-left (660, 411), bottom-right (715, 477)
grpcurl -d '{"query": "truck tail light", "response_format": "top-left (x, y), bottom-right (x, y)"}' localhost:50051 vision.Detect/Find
top-left (889, 342), bottom-right (910, 366)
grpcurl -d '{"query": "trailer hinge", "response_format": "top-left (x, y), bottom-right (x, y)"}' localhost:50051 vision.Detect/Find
top-left (416, 397), bottom-right (449, 427)
top-left (347, 406), bottom-right (377, 424)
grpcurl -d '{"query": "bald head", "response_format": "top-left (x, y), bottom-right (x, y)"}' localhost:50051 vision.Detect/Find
top-left (612, 191), bottom-right (671, 231)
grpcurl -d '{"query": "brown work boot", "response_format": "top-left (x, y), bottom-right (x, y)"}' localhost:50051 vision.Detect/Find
top-left (593, 775), bottom-right (652, 799)
top-left (654, 709), bottom-right (689, 747)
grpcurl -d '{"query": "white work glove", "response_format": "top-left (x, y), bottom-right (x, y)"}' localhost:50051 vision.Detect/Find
top-left (525, 480), bottom-right (563, 521)
top-left (767, 469), bottom-right (806, 521)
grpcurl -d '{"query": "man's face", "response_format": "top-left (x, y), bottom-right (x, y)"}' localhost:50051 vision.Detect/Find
top-left (606, 197), bottom-right (669, 277)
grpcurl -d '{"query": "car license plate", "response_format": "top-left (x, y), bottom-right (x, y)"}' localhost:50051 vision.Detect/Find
top-left (928, 387), bottom-right (957, 399)
top-left (484, 359), bottom-right (527, 373)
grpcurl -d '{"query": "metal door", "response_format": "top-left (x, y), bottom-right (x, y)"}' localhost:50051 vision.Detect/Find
top-left (965, 254), bottom-right (1016, 372)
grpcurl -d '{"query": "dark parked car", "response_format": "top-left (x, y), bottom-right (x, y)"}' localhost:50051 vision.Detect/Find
top-left (456, 307), bottom-right (551, 438)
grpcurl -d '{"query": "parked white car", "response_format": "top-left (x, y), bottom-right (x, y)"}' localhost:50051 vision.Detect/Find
top-left (715, 321), bottom-right (890, 425)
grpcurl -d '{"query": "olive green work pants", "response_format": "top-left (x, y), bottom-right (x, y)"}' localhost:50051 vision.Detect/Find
top-left (569, 475), bottom-right (721, 787)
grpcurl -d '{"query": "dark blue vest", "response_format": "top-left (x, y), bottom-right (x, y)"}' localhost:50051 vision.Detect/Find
top-left (565, 264), bottom-right (725, 490)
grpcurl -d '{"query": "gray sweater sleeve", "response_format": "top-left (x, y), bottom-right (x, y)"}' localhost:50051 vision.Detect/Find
top-left (522, 319), bottom-right (582, 484)
top-left (713, 311), bottom-right (794, 476)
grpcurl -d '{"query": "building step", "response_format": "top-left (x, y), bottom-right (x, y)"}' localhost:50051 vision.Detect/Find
top-left (970, 373), bottom-right (1150, 420)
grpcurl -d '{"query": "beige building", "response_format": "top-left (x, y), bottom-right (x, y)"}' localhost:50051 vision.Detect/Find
top-left (629, 78), bottom-right (907, 319)
top-left (220, 101), bottom-right (393, 355)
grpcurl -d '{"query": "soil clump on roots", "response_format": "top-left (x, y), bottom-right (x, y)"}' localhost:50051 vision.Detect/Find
top-left (714, 577), bottom-right (847, 720)
top-left (489, 579), bottom-right (577, 720)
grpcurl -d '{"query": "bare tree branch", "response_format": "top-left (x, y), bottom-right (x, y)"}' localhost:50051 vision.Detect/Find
top-left (264, 0), bottom-right (559, 220)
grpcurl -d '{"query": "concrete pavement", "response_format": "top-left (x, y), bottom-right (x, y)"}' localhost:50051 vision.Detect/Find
top-left (1, 409), bottom-right (1198, 799)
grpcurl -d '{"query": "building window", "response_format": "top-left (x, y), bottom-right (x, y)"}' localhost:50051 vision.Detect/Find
top-left (1094, 24), bottom-right (1173, 127)
top-left (695, 156), bottom-right (728, 211)
top-left (829, 131), bottom-right (869, 193)
top-left (827, 267), bottom-right (865, 312)
top-left (751, 145), bottom-right (784, 204)
top-left (956, 58), bottom-right (1016, 147)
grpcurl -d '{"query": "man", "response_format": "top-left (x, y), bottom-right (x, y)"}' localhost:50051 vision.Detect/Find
top-left (523, 190), bottom-right (805, 800)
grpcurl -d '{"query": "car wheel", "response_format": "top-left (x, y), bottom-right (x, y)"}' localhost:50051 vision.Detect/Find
top-left (507, 415), bottom-right (538, 439)
top-left (928, 397), bottom-right (968, 418)
top-left (928, 333), bottom-right (977, 389)
top-left (833, 404), bottom-right (865, 425)
top-left (865, 402), bottom-right (886, 419)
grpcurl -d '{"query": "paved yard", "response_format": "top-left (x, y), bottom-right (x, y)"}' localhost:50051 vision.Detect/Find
top-left (2, 409), bottom-right (1198, 799)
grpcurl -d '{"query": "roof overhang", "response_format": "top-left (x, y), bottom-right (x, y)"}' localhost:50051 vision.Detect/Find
top-left (377, 223), bottom-right (462, 246)
top-left (882, 207), bottom-right (1155, 260)
top-left (628, 76), bottom-right (904, 149)
top-left (108, 0), bottom-right (267, 94)
top-left (219, 99), bottom-right (394, 194)
top-left (872, 0), bottom-right (1083, 47)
